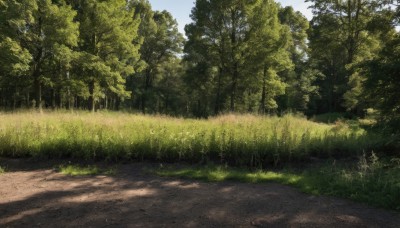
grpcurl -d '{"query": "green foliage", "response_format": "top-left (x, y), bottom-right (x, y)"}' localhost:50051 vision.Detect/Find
top-left (311, 113), bottom-right (347, 124)
top-left (307, 0), bottom-right (394, 114)
top-left (0, 0), bottom-right (79, 110)
top-left (0, 38), bottom-right (31, 77)
top-left (128, 0), bottom-right (184, 114)
top-left (363, 34), bottom-right (400, 126)
top-left (0, 166), bottom-right (5, 174)
top-left (0, 112), bottom-right (388, 167)
top-left (185, 0), bottom-right (292, 114)
top-left (154, 155), bottom-right (400, 211)
top-left (276, 6), bottom-right (323, 113)
top-left (73, 0), bottom-right (142, 111)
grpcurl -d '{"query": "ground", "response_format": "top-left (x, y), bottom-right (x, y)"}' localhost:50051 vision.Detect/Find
top-left (0, 159), bottom-right (399, 228)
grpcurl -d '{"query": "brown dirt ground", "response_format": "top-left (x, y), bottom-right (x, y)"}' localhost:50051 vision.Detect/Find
top-left (0, 159), bottom-right (399, 228)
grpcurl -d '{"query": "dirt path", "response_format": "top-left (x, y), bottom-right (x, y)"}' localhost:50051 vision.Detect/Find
top-left (0, 160), bottom-right (399, 228)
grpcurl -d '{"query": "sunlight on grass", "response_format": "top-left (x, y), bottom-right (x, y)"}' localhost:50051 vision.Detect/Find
top-left (59, 164), bottom-right (116, 176)
top-left (0, 111), bottom-right (388, 167)
top-left (154, 166), bottom-right (301, 184)
top-left (153, 161), bottom-right (400, 211)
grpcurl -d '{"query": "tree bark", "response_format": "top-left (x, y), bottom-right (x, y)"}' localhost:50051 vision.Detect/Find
top-left (259, 66), bottom-right (267, 114)
top-left (88, 79), bottom-right (95, 112)
top-left (141, 69), bottom-right (152, 114)
top-left (215, 67), bottom-right (223, 115)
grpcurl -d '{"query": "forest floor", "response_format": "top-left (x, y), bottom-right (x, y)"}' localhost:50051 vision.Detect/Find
top-left (0, 159), bottom-right (399, 228)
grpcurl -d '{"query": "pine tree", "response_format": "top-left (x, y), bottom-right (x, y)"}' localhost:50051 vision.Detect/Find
top-left (185, 0), bottom-right (292, 114)
top-left (129, 0), bottom-right (184, 113)
top-left (71, 0), bottom-right (141, 111)
top-left (0, 0), bottom-right (79, 111)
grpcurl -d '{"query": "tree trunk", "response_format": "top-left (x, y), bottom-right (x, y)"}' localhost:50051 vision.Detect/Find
top-left (259, 66), bottom-right (267, 114)
top-left (88, 79), bottom-right (95, 112)
top-left (51, 88), bottom-right (56, 110)
top-left (215, 67), bottom-right (223, 114)
top-left (33, 10), bottom-right (43, 113)
top-left (230, 9), bottom-right (238, 113)
top-left (141, 69), bottom-right (151, 114)
top-left (115, 96), bottom-right (120, 111)
top-left (230, 62), bottom-right (238, 112)
top-left (33, 76), bottom-right (42, 112)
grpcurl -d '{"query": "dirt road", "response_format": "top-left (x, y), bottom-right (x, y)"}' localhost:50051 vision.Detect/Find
top-left (0, 160), bottom-right (399, 227)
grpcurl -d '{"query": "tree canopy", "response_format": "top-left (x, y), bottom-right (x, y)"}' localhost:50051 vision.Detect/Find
top-left (0, 0), bottom-right (399, 124)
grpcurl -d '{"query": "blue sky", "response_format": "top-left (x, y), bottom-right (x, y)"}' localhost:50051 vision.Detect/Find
top-left (148, 0), bottom-right (313, 35)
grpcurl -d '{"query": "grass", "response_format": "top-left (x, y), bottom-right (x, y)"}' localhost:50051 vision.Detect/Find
top-left (0, 111), bottom-right (391, 167)
top-left (59, 164), bottom-right (116, 176)
top-left (0, 166), bottom-right (5, 174)
top-left (154, 154), bottom-right (400, 211)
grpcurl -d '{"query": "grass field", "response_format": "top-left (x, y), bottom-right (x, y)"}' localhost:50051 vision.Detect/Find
top-left (0, 111), bottom-right (390, 167)
top-left (0, 111), bottom-right (399, 210)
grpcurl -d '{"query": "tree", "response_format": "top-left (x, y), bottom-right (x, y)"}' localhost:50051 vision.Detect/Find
top-left (363, 34), bottom-right (400, 123)
top-left (128, 0), bottom-right (184, 113)
top-left (307, 0), bottom-right (390, 114)
top-left (246, 1), bottom-right (292, 113)
top-left (185, 0), bottom-right (292, 114)
top-left (0, 38), bottom-right (31, 108)
top-left (276, 6), bottom-right (322, 113)
top-left (0, 0), bottom-right (79, 111)
top-left (70, 0), bottom-right (141, 112)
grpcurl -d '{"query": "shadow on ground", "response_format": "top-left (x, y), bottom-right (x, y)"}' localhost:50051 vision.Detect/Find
top-left (0, 159), bottom-right (399, 227)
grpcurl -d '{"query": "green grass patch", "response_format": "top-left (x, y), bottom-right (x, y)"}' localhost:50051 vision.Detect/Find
top-left (0, 166), bottom-right (5, 174)
top-left (0, 112), bottom-right (390, 167)
top-left (59, 164), bottom-right (116, 176)
top-left (154, 155), bottom-right (400, 211)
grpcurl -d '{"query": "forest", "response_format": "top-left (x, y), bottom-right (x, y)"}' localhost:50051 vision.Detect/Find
top-left (0, 0), bottom-right (400, 224)
top-left (0, 0), bottom-right (398, 122)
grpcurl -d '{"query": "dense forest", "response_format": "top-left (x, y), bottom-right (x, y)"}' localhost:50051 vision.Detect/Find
top-left (0, 0), bottom-right (399, 120)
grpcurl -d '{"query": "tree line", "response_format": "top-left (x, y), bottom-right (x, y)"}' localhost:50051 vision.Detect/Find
top-left (0, 0), bottom-right (399, 120)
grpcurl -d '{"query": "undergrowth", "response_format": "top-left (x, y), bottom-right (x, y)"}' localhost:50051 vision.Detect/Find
top-left (154, 153), bottom-right (400, 211)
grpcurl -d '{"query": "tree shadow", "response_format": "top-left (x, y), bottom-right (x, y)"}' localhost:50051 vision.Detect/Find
top-left (0, 160), bottom-right (399, 227)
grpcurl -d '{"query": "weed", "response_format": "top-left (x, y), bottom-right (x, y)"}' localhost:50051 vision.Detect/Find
top-left (59, 164), bottom-right (116, 176)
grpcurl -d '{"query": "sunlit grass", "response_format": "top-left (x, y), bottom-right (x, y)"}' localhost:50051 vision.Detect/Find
top-left (0, 166), bottom-right (5, 174)
top-left (0, 111), bottom-right (390, 167)
top-left (59, 164), bottom-right (116, 176)
top-left (154, 156), bottom-right (400, 211)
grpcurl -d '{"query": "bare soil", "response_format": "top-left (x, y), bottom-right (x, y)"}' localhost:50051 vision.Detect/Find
top-left (0, 159), bottom-right (399, 228)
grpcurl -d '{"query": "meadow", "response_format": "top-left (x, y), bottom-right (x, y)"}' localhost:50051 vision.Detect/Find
top-left (1, 111), bottom-right (399, 210)
top-left (0, 111), bottom-right (390, 167)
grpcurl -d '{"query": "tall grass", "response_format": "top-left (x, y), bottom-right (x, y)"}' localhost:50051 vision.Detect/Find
top-left (0, 112), bottom-right (388, 167)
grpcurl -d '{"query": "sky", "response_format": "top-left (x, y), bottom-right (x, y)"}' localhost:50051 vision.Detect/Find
top-left (148, 0), bottom-right (313, 35)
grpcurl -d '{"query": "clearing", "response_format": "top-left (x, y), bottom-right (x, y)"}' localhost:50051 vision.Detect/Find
top-left (0, 160), bottom-right (399, 227)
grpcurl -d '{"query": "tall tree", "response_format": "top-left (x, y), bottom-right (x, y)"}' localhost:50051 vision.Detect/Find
top-left (0, 38), bottom-right (31, 108)
top-left (129, 1), bottom-right (184, 113)
top-left (307, 0), bottom-right (389, 114)
top-left (277, 6), bottom-right (322, 113)
top-left (246, 1), bottom-right (292, 114)
top-left (71, 0), bottom-right (141, 112)
top-left (0, 0), bottom-right (79, 111)
top-left (185, 0), bottom-right (292, 114)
